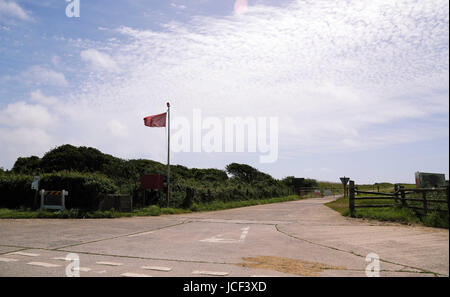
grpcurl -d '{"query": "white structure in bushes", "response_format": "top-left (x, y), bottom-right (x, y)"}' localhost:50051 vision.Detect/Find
top-left (40, 190), bottom-right (69, 211)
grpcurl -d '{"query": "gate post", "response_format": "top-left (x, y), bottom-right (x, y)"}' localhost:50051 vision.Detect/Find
top-left (349, 180), bottom-right (355, 217)
top-left (394, 184), bottom-right (399, 205)
top-left (400, 186), bottom-right (406, 208)
top-left (446, 186), bottom-right (449, 215)
top-left (422, 191), bottom-right (428, 214)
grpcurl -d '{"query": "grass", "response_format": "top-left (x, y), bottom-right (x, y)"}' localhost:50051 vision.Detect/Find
top-left (326, 194), bottom-right (449, 229)
top-left (0, 195), bottom-right (302, 219)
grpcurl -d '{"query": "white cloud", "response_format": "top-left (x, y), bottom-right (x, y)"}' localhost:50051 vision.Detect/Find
top-left (0, 0), bottom-right (448, 171)
top-left (30, 90), bottom-right (60, 106)
top-left (0, 0), bottom-right (31, 21)
top-left (0, 127), bottom-right (54, 168)
top-left (0, 101), bottom-right (53, 128)
top-left (107, 120), bottom-right (128, 138)
top-left (51, 55), bottom-right (61, 67)
top-left (171, 3), bottom-right (186, 10)
top-left (0, 100), bottom-right (58, 168)
top-left (21, 66), bottom-right (68, 87)
top-left (80, 49), bottom-right (120, 72)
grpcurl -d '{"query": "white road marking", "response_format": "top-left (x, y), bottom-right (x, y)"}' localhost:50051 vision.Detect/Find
top-left (127, 231), bottom-right (154, 238)
top-left (73, 267), bottom-right (92, 272)
top-left (121, 272), bottom-right (152, 277)
top-left (96, 261), bottom-right (122, 266)
top-left (142, 266), bottom-right (172, 272)
top-left (192, 270), bottom-right (229, 276)
top-left (239, 227), bottom-right (250, 242)
top-left (93, 270), bottom-right (107, 274)
top-left (52, 257), bottom-right (69, 261)
top-left (0, 257), bottom-right (18, 262)
top-left (200, 235), bottom-right (239, 243)
top-left (200, 226), bottom-right (250, 243)
top-left (10, 252), bottom-right (40, 257)
top-left (27, 262), bottom-right (61, 268)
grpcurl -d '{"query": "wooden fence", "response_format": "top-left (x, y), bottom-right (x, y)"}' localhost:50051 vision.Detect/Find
top-left (348, 180), bottom-right (449, 217)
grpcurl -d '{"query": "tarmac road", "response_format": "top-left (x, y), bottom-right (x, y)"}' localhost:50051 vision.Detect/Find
top-left (0, 196), bottom-right (448, 277)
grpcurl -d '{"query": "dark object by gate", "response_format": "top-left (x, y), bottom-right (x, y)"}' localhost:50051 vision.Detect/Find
top-left (140, 174), bottom-right (165, 190)
top-left (99, 195), bottom-right (133, 212)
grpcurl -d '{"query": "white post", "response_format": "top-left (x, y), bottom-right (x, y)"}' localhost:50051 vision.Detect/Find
top-left (40, 190), bottom-right (45, 210)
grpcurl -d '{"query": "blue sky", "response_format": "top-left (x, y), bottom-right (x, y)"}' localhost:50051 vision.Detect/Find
top-left (0, 0), bottom-right (448, 184)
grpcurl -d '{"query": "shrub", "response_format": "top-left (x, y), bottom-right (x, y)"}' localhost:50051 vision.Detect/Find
top-left (12, 156), bottom-right (41, 174)
top-left (422, 212), bottom-right (449, 229)
top-left (0, 174), bottom-right (35, 208)
top-left (40, 144), bottom-right (117, 173)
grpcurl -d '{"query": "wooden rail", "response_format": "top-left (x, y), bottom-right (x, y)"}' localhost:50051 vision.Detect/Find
top-left (348, 180), bottom-right (449, 217)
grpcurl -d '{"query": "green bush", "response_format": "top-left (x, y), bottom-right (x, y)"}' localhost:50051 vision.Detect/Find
top-left (422, 212), bottom-right (449, 229)
top-left (0, 174), bottom-right (35, 208)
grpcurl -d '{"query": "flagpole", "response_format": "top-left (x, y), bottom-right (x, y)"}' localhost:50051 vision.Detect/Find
top-left (166, 102), bottom-right (171, 208)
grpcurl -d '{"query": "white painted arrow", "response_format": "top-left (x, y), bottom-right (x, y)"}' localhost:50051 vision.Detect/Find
top-left (200, 226), bottom-right (250, 243)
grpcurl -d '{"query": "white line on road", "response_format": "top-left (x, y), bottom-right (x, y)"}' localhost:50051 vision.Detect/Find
top-left (121, 273), bottom-right (152, 277)
top-left (192, 270), bottom-right (229, 276)
top-left (10, 252), bottom-right (40, 257)
top-left (96, 261), bottom-right (122, 266)
top-left (52, 257), bottom-right (69, 261)
top-left (142, 266), bottom-right (172, 272)
top-left (73, 267), bottom-right (92, 272)
top-left (239, 227), bottom-right (250, 242)
top-left (0, 257), bottom-right (18, 262)
top-left (200, 226), bottom-right (250, 243)
top-left (200, 235), bottom-right (238, 243)
top-left (27, 262), bottom-right (61, 268)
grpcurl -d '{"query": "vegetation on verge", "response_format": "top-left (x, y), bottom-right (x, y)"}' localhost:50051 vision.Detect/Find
top-left (0, 195), bottom-right (301, 219)
top-left (326, 195), bottom-right (449, 229)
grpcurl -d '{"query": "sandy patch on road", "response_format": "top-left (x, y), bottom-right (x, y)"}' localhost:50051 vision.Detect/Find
top-left (237, 256), bottom-right (346, 276)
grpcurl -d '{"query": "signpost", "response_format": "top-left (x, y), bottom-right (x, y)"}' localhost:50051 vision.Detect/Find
top-left (31, 175), bottom-right (40, 190)
top-left (340, 176), bottom-right (350, 198)
top-left (415, 172), bottom-right (446, 188)
top-left (31, 172), bottom-right (40, 209)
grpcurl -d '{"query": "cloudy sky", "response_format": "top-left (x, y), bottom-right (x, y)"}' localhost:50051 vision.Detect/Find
top-left (0, 0), bottom-right (448, 183)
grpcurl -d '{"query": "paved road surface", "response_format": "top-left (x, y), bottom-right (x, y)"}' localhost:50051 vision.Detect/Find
top-left (0, 196), bottom-right (448, 277)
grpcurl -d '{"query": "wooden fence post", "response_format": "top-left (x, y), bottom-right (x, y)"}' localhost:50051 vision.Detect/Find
top-left (400, 186), bottom-right (406, 207)
top-left (447, 186), bottom-right (449, 214)
top-left (422, 191), bottom-right (428, 214)
top-left (349, 180), bottom-right (355, 217)
top-left (394, 184), bottom-right (399, 205)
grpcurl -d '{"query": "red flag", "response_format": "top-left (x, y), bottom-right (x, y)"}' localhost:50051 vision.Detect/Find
top-left (144, 112), bottom-right (167, 127)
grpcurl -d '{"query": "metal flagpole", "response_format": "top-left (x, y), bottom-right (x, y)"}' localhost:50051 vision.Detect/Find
top-left (166, 102), bottom-right (171, 207)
